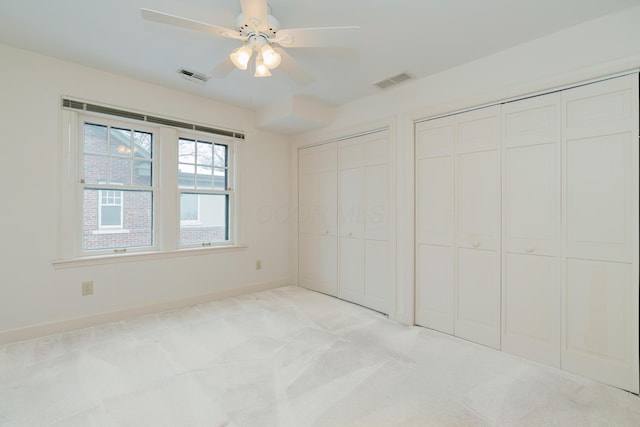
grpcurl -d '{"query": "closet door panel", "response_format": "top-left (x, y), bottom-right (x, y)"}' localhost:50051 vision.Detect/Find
top-left (564, 78), bottom-right (635, 140)
top-left (364, 133), bottom-right (390, 164)
top-left (365, 163), bottom-right (390, 241)
top-left (562, 74), bottom-right (639, 393)
top-left (564, 258), bottom-right (634, 391)
top-left (456, 110), bottom-right (499, 153)
top-left (336, 129), bottom-right (395, 315)
top-left (299, 233), bottom-right (338, 295)
top-left (416, 118), bottom-right (454, 158)
top-left (415, 117), bottom-right (455, 332)
top-left (416, 244), bottom-right (454, 333)
top-left (298, 144), bottom-right (337, 236)
top-left (503, 143), bottom-right (558, 255)
top-left (298, 171), bottom-right (316, 235)
top-left (417, 156), bottom-right (452, 246)
top-left (298, 143), bottom-right (338, 296)
top-left (338, 138), bottom-right (364, 170)
top-left (316, 169), bottom-right (338, 236)
top-left (457, 149), bottom-right (499, 250)
top-left (565, 133), bottom-right (631, 262)
top-left (456, 248), bottom-right (501, 349)
top-left (501, 92), bottom-right (561, 367)
top-left (339, 167), bottom-right (364, 238)
top-left (338, 237), bottom-right (364, 305)
top-left (503, 253), bottom-right (559, 366)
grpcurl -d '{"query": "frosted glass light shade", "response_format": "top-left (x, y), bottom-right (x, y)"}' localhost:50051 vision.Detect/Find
top-left (230, 45), bottom-right (252, 70)
top-left (254, 56), bottom-right (271, 77)
top-left (261, 44), bottom-right (281, 69)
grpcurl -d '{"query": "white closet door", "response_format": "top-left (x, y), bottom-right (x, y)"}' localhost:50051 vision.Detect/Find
top-left (415, 117), bottom-right (455, 333)
top-left (455, 106), bottom-right (501, 349)
top-left (337, 130), bottom-right (394, 314)
top-left (338, 138), bottom-right (365, 303)
top-left (562, 75), bottom-right (639, 393)
top-left (501, 93), bottom-right (561, 367)
top-left (298, 143), bottom-right (338, 295)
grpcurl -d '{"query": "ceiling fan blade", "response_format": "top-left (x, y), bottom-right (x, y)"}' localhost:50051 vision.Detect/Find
top-left (277, 50), bottom-right (314, 86)
top-left (141, 8), bottom-right (244, 41)
top-left (239, 0), bottom-right (268, 27)
top-left (275, 26), bottom-right (360, 48)
top-left (211, 57), bottom-right (236, 78)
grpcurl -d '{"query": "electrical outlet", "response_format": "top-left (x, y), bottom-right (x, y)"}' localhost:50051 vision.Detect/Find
top-left (82, 281), bottom-right (93, 296)
top-left (256, 259), bottom-right (262, 270)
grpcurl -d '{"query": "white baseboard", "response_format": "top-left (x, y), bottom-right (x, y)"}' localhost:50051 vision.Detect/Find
top-left (0, 279), bottom-right (292, 345)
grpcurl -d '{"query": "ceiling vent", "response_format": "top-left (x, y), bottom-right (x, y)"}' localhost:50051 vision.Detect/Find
top-left (373, 72), bottom-right (413, 89)
top-left (178, 68), bottom-right (209, 85)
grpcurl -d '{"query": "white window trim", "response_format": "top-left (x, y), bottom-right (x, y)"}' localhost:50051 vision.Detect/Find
top-left (78, 118), bottom-right (158, 256)
top-left (56, 107), bottom-right (245, 267)
top-left (178, 133), bottom-right (235, 248)
top-left (97, 189), bottom-right (124, 230)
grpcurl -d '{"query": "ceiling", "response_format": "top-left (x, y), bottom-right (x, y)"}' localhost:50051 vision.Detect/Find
top-left (1, 0), bottom-right (639, 133)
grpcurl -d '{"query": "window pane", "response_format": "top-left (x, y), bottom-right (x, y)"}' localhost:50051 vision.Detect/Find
top-left (180, 194), bottom-right (228, 245)
top-left (180, 193), bottom-right (199, 221)
top-left (133, 160), bottom-right (152, 186)
top-left (83, 189), bottom-right (153, 250)
top-left (134, 131), bottom-right (152, 159)
top-left (178, 163), bottom-right (195, 189)
top-left (213, 167), bottom-right (227, 190)
top-left (196, 165), bottom-right (213, 189)
top-left (110, 127), bottom-right (132, 156)
top-left (214, 144), bottom-right (227, 167)
top-left (83, 154), bottom-right (108, 184)
top-left (197, 141), bottom-right (212, 166)
top-left (109, 157), bottom-right (132, 185)
top-left (84, 123), bottom-right (107, 154)
top-left (179, 138), bottom-right (195, 164)
top-left (101, 205), bottom-right (122, 227)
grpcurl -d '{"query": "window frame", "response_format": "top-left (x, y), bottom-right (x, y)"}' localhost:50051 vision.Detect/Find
top-left (78, 116), bottom-right (158, 255)
top-left (56, 103), bottom-right (244, 266)
top-left (97, 189), bottom-right (124, 230)
top-left (177, 132), bottom-right (235, 248)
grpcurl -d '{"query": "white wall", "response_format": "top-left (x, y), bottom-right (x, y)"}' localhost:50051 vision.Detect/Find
top-left (0, 44), bottom-right (292, 342)
top-left (293, 6), bottom-right (640, 324)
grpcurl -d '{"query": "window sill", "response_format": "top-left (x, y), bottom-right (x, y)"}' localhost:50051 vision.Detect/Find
top-left (92, 229), bottom-right (130, 235)
top-left (52, 244), bottom-right (248, 269)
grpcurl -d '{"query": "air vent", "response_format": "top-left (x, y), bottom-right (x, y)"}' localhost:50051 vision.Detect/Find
top-left (178, 68), bottom-right (209, 85)
top-left (373, 72), bottom-right (413, 89)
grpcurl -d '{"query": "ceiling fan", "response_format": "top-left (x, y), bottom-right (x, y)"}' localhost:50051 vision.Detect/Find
top-left (141, 0), bottom-right (360, 85)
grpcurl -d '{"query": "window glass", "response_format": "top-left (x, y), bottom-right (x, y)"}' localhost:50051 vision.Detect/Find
top-left (83, 189), bottom-right (153, 251)
top-left (179, 194), bottom-right (228, 245)
top-left (178, 136), bottom-right (231, 246)
top-left (81, 121), bottom-right (154, 252)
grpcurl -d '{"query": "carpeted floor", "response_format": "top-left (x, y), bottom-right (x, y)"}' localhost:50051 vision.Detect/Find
top-left (1, 285), bottom-right (639, 426)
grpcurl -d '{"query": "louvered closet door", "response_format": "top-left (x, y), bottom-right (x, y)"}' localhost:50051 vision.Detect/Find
top-left (455, 106), bottom-right (501, 349)
top-left (337, 130), bottom-right (394, 314)
top-left (415, 116), bottom-right (455, 333)
top-left (562, 74), bottom-right (639, 393)
top-left (298, 143), bottom-right (338, 295)
top-left (501, 93), bottom-right (561, 367)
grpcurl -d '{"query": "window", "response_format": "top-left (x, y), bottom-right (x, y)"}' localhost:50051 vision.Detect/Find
top-left (178, 136), bottom-right (232, 246)
top-left (81, 121), bottom-right (154, 252)
top-left (180, 193), bottom-right (199, 222)
top-left (98, 189), bottom-right (123, 228)
top-left (58, 99), bottom-right (243, 262)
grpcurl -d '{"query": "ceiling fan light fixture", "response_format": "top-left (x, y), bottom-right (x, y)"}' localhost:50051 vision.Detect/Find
top-left (254, 55), bottom-right (272, 77)
top-left (230, 44), bottom-right (253, 70)
top-left (261, 44), bottom-right (281, 69)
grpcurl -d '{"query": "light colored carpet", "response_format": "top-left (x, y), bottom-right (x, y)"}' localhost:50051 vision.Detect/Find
top-left (1, 285), bottom-right (639, 426)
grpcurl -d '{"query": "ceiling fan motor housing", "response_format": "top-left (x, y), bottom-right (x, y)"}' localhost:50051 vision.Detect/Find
top-left (235, 13), bottom-right (280, 39)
